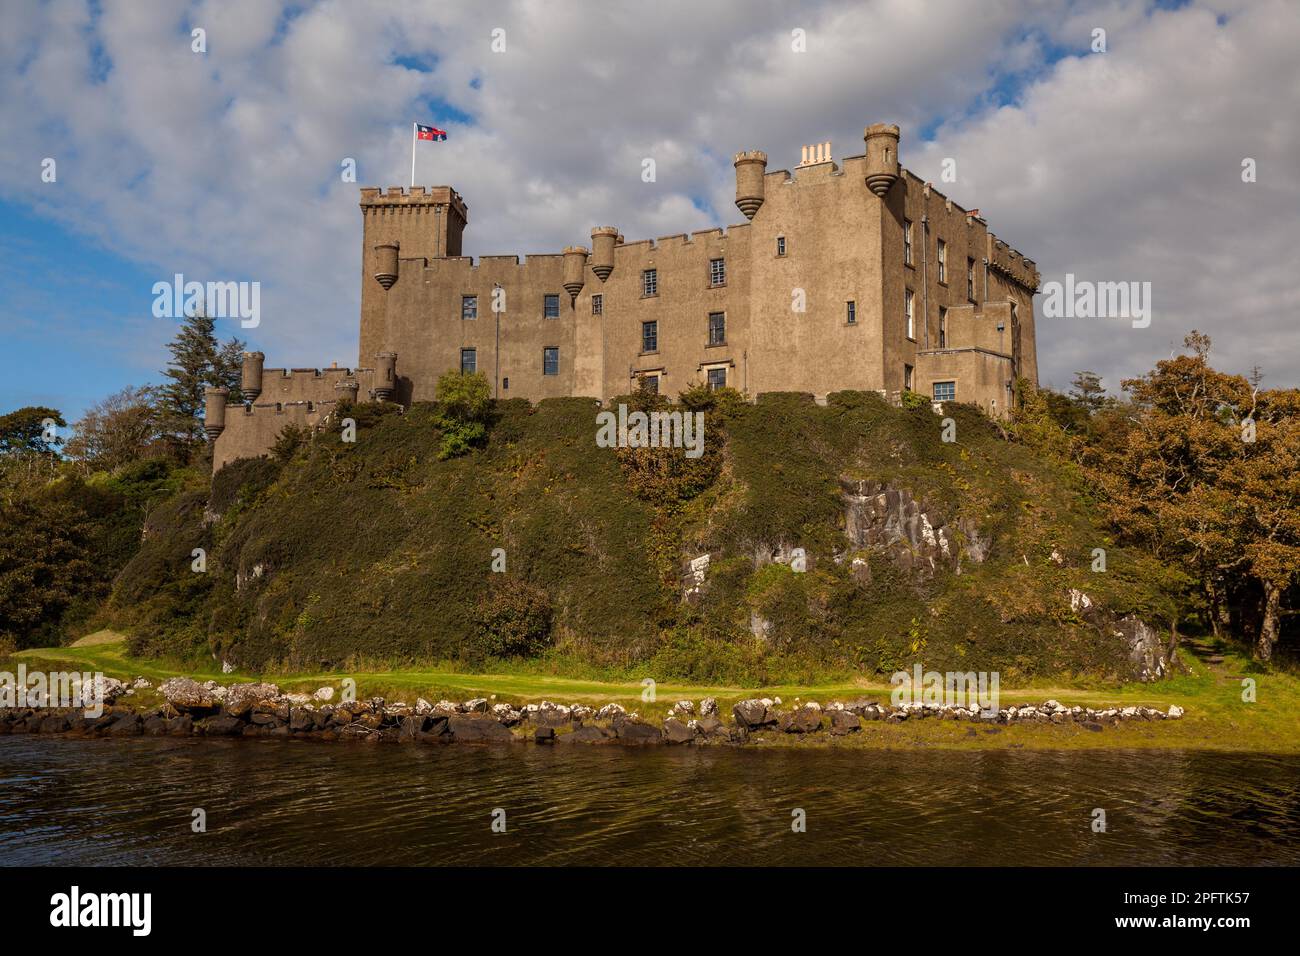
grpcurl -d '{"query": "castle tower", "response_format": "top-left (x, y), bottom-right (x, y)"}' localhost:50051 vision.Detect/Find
top-left (590, 227), bottom-right (618, 282)
top-left (734, 150), bottom-right (768, 219)
top-left (563, 246), bottom-right (588, 303)
top-left (203, 387), bottom-right (228, 441)
top-left (373, 352), bottom-right (397, 401)
top-left (864, 124), bottom-right (900, 196)
top-left (358, 186), bottom-right (469, 367)
top-left (373, 242), bottom-right (399, 289)
top-left (241, 351), bottom-right (264, 402)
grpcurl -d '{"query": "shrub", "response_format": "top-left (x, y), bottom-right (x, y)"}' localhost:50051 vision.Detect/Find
top-left (472, 578), bottom-right (554, 659)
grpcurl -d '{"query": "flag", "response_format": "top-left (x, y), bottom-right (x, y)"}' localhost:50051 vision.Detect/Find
top-left (416, 124), bottom-right (447, 141)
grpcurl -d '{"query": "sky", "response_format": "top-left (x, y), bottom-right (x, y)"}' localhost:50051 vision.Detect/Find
top-left (1, 0), bottom-right (1297, 422)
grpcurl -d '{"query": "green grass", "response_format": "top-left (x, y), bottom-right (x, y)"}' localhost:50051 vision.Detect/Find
top-left (9, 630), bottom-right (1298, 752)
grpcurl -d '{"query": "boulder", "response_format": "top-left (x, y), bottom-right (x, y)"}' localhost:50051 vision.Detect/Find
top-left (202, 715), bottom-right (245, 736)
top-left (596, 703), bottom-right (626, 721)
top-left (107, 714), bottom-right (142, 737)
top-left (699, 697), bottom-right (719, 717)
top-left (1167, 704), bottom-right (1184, 720)
top-left (557, 725), bottom-right (614, 744)
top-left (159, 677), bottom-right (220, 715)
top-left (663, 718), bottom-right (696, 744)
top-left (671, 700), bottom-right (695, 716)
top-left (448, 715), bottom-right (515, 743)
top-left (534, 727), bottom-right (555, 744)
top-left (142, 715), bottom-right (169, 735)
top-left (463, 698), bottom-right (489, 714)
top-left (783, 703), bottom-right (823, 734)
top-left (166, 715), bottom-right (194, 736)
top-left (222, 682), bottom-right (281, 718)
top-left (492, 703), bottom-right (523, 725)
top-left (829, 710), bottom-right (861, 735)
top-left (732, 698), bottom-right (776, 730)
top-left (614, 720), bottom-right (663, 745)
top-left (313, 686), bottom-right (336, 702)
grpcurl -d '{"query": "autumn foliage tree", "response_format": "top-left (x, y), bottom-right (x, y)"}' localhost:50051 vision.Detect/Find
top-left (1037, 332), bottom-right (1299, 661)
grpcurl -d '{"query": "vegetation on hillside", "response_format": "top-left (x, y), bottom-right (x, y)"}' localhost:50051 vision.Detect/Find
top-left (0, 331), bottom-right (1294, 683)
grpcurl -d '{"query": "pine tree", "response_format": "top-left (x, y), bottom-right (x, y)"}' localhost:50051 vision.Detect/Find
top-left (154, 309), bottom-right (246, 460)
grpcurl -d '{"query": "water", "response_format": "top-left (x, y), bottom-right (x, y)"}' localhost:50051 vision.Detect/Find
top-left (1, 737), bottom-right (1297, 866)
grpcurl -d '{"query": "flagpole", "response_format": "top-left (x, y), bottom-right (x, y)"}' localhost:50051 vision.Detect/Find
top-left (410, 122), bottom-right (416, 187)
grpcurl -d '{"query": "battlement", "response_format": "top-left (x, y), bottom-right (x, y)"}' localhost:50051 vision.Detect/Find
top-left (359, 185), bottom-right (468, 221)
top-left (986, 236), bottom-right (1040, 292)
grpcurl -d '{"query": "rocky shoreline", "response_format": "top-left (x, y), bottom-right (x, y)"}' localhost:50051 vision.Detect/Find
top-left (0, 676), bottom-right (1186, 746)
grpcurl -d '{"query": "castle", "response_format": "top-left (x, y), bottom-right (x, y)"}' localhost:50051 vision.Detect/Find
top-left (204, 123), bottom-right (1040, 471)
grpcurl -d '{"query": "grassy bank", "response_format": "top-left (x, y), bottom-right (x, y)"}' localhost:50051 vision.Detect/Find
top-left (7, 631), bottom-right (1298, 753)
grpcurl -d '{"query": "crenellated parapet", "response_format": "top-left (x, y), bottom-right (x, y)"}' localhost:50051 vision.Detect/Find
top-left (986, 235), bottom-right (1040, 292)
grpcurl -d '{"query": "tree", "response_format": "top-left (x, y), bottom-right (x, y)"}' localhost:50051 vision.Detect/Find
top-left (1080, 332), bottom-right (1297, 660)
top-left (0, 406), bottom-right (65, 457)
top-left (154, 309), bottom-right (245, 460)
top-left (64, 387), bottom-right (160, 472)
top-left (433, 370), bottom-right (491, 459)
top-left (1069, 371), bottom-right (1109, 415)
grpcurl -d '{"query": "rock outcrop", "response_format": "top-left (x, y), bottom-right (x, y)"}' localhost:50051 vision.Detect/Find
top-left (841, 478), bottom-right (990, 575)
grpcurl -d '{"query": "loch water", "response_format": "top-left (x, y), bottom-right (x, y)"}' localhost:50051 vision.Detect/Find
top-left (1, 737), bottom-right (1297, 866)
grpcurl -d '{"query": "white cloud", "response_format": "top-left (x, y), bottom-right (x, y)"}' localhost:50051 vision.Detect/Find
top-left (1, 0), bottom-right (1296, 403)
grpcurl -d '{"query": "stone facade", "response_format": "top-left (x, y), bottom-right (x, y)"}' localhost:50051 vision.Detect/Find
top-left (208, 122), bottom-right (1039, 472)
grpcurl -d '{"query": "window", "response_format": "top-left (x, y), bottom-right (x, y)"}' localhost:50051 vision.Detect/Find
top-left (967, 258), bottom-right (976, 302)
top-left (641, 374), bottom-right (659, 395)
top-left (708, 312), bottom-right (726, 346)
top-left (591, 294), bottom-right (603, 316)
top-left (642, 320), bottom-right (658, 353)
top-left (460, 348), bottom-right (476, 375)
top-left (905, 289), bottom-right (915, 340)
top-left (707, 367), bottom-right (727, 391)
top-left (543, 347), bottom-right (559, 376)
top-left (776, 236), bottom-right (786, 257)
top-left (710, 258), bottom-right (726, 286)
top-left (933, 381), bottom-right (956, 402)
top-left (846, 300), bottom-right (856, 325)
top-left (642, 269), bottom-right (658, 297)
top-left (461, 295), bottom-right (477, 320)
top-left (502, 376), bottom-right (509, 390)
top-left (904, 364), bottom-right (914, 390)
top-left (938, 307), bottom-right (948, 348)
top-left (904, 219), bottom-right (913, 266)
top-left (936, 240), bottom-right (947, 284)
top-left (544, 293), bottom-right (560, 319)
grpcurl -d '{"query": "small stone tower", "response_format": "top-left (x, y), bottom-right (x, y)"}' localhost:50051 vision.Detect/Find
top-left (733, 150), bottom-right (768, 219)
top-left (241, 351), bottom-right (264, 402)
top-left (864, 124), bottom-right (900, 197)
top-left (373, 352), bottom-right (397, 401)
top-left (562, 246), bottom-right (588, 303)
top-left (590, 227), bottom-right (618, 282)
top-left (203, 387), bottom-right (228, 441)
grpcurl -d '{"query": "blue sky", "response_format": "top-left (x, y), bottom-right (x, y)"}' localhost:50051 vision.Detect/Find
top-left (2, 0), bottom-right (1297, 425)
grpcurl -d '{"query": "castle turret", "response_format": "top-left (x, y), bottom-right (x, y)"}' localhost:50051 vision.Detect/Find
top-left (562, 246), bottom-right (588, 303)
top-left (204, 387), bottom-right (228, 441)
top-left (335, 379), bottom-right (360, 404)
top-left (241, 351), bottom-right (264, 402)
top-left (374, 242), bottom-right (399, 290)
top-left (590, 227), bottom-right (618, 282)
top-left (734, 150), bottom-right (768, 219)
top-left (864, 124), bottom-right (900, 197)
top-left (374, 352), bottom-right (397, 401)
